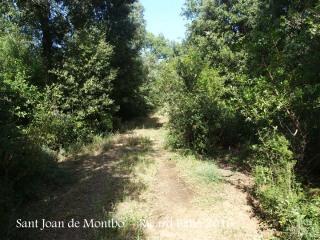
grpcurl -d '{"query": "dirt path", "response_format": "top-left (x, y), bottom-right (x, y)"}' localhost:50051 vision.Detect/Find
top-left (23, 115), bottom-right (272, 240)
top-left (133, 117), bottom-right (272, 240)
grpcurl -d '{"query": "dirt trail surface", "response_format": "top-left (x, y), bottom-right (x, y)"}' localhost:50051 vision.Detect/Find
top-left (134, 117), bottom-right (272, 240)
top-left (24, 115), bottom-right (272, 240)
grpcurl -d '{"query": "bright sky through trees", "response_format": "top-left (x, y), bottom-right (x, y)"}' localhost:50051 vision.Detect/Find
top-left (140, 0), bottom-right (186, 42)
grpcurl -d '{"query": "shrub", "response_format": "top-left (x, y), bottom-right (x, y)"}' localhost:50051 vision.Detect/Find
top-left (26, 84), bottom-right (87, 150)
top-left (168, 83), bottom-right (241, 154)
top-left (167, 58), bottom-right (245, 153)
top-left (253, 131), bottom-right (320, 239)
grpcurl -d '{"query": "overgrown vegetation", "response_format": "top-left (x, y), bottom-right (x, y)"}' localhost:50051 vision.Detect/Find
top-left (2, 0), bottom-right (320, 239)
top-left (146, 0), bottom-right (320, 239)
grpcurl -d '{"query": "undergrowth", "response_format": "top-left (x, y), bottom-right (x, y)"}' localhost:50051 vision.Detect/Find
top-left (252, 132), bottom-right (320, 239)
top-left (167, 103), bottom-right (320, 239)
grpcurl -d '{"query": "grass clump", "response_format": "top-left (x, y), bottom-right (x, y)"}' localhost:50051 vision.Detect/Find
top-left (172, 153), bottom-right (222, 185)
top-left (192, 162), bottom-right (221, 184)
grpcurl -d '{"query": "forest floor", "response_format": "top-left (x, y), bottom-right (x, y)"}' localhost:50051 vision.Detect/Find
top-left (22, 114), bottom-right (274, 240)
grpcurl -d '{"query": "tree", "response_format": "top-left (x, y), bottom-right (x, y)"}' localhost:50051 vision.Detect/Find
top-left (0, 1), bottom-right (148, 237)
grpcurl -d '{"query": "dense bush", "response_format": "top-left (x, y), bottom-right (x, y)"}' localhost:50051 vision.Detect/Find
top-left (167, 59), bottom-right (243, 154)
top-left (168, 91), bottom-right (240, 154)
top-left (53, 29), bottom-right (117, 131)
top-left (253, 132), bottom-right (320, 239)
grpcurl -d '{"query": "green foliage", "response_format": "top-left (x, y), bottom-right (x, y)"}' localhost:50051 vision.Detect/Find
top-left (106, 1), bottom-right (147, 119)
top-left (0, 25), bottom-right (41, 124)
top-left (183, 0), bottom-right (258, 72)
top-left (246, 0), bottom-right (320, 164)
top-left (147, 59), bottom-right (184, 110)
top-left (168, 92), bottom-right (210, 152)
top-left (145, 32), bottom-right (175, 59)
top-left (0, 22), bottom-right (58, 238)
top-left (54, 28), bottom-right (117, 132)
top-left (141, 33), bottom-right (183, 112)
top-left (169, 92), bottom-right (240, 153)
top-left (176, 47), bottom-right (205, 91)
top-left (164, 0), bottom-right (320, 239)
top-left (253, 132), bottom-right (297, 202)
top-left (26, 28), bottom-right (119, 150)
top-left (27, 86), bottom-right (81, 150)
top-left (168, 52), bottom-right (242, 154)
top-left (253, 132), bottom-right (320, 239)
top-left (0, 1), bottom-right (149, 239)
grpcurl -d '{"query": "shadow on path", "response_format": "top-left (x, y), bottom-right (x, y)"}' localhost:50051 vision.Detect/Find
top-left (16, 131), bottom-right (154, 240)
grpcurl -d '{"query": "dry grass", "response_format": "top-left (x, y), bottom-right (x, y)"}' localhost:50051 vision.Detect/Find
top-left (93, 122), bottom-right (160, 240)
top-left (19, 115), bottom-right (273, 240)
